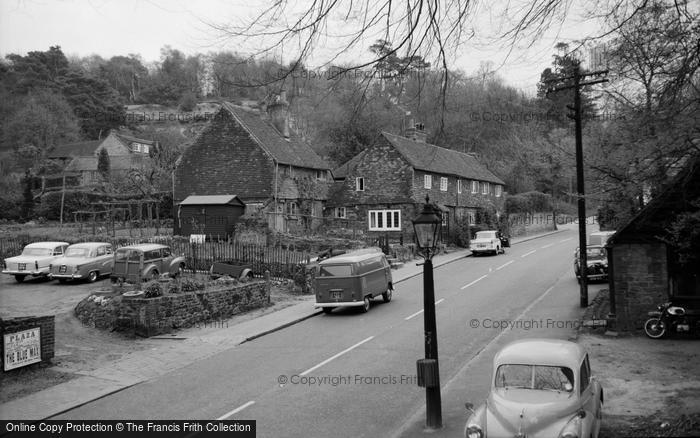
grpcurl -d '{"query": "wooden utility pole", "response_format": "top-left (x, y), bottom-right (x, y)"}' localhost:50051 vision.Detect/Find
top-left (546, 61), bottom-right (608, 308)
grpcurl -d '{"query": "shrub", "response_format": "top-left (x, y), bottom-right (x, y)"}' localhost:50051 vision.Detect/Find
top-left (143, 280), bottom-right (163, 298)
top-left (179, 277), bottom-right (205, 292)
top-left (453, 216), bottom-right (471, 248)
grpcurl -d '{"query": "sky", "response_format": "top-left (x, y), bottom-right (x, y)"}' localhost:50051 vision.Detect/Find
top-left (0, 0), bottom-right (608, 95)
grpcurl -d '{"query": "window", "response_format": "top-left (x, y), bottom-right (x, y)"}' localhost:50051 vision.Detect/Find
top-left (335, 207), bottom-right (347, 218)
top-left (316, 170), bottom-right (327, 180)
top-left (495, 184), bottom-right (502, 197)
top-left (356, 177), bottom-right (365, 191)
top-left (440, 177), bottom-right (448, 191)
top-left (286, 201), bottom-right (298, 215)
top-left (131, 143), bottom-right (150, 154)
top-left (471, 181), bottom-right (479, 194)
top-left (369, 210), bottom-right (401, 231)
top-left (457, 179), bottom-right (462, 194)
top-left (482, 182), bottom-right (489, 194)
top-left (468, 210), bottom-right (476, 225)
top-left (424, 174), bottom-right (432, 189)
top-left (144, 250), bottom-right (161, 261)
top-left (96, 246), bottom-right (106, 256)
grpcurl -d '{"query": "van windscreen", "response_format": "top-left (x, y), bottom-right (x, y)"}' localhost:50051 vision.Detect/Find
top-left (319, 265), bottom-right (352, 277)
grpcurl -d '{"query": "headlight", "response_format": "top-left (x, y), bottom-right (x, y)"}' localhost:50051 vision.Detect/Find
top-left (466, 425), bottom-right (483, 438)
top-left (74, 265), bottom-right (80, 273)
top-left (558, 414), bottom-right (582, 438)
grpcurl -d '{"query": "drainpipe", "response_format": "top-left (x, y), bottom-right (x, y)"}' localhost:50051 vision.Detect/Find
top-left (606, 244), bottom-right (616, 330)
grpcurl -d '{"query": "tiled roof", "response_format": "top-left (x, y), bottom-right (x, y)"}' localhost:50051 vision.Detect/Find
top-left (382, 132), bottom-right (506, 185)
top-left (179, 195), bottom-right (244, 206)
top-left (48, 140), bottom-right (102, 158)
top-left (64, 155), bottom-right (148, 172)
top-left (332, 151), bottom-right (366, 180)
top-left (221, 102), bottom-right (329, 170)
top-left (115, 133), bottom-right (157, 146)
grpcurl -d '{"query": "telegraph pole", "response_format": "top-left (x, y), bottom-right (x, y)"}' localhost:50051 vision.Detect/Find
top-left (547, 61), bottom-right (608, 308)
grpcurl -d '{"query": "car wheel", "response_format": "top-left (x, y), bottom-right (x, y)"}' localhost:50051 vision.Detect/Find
top-left (644, 318), bottom-right (666, 339)
top-left (150, 269), bottom-right (159, 280)
top-left (87, 271), bottom-right (98, 283)
top-left (361, 297), bottom-right (371, 313)
top-left (382, 288), bottom-right (392, 303)
top-left (322, 307), bottom-right (334, 314)
top-left (14, 275), bottom-right (26, 283)
top-left (58, 278), bottom-right (68, 284)
top-left (172, 263), bottom-right (185, 278)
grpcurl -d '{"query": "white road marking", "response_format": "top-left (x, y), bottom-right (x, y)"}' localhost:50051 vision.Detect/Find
top-left (540, 243), bottom-right (554, 249)
top-left (300, 336), bottom-right (375, 376)
top-left (460, 274), bottom-right (488, 290)
top-left (217, 401), bottom-right (255, 420)
top-left (521, 250), bottom-right (536, 258)
top-left (405, 299), bottom-right (444, 320)
top-left (495, 260), bottom-right (514, 271)
top-left (560, 238), bottom-right (573, 242)
top-left (404, 310), bottom-right (424, 320)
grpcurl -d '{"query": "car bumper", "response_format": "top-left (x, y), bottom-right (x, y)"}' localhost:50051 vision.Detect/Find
top-left (3, 269), bottom-right (46, 276)
top-left (315, 301), bottom-right (366, 308)
top-left (51, 273), bottom-right (85, 280)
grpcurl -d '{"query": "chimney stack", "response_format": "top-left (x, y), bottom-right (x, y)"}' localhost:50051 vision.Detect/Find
top-left (267, 90), bottom-right (290, 138)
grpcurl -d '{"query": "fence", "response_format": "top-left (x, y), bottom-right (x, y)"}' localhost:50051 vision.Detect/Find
top-left (0, 235), bottom-right (311, 281)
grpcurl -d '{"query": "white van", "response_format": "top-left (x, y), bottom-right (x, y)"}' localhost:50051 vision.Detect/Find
top-left (588, 231), bottom-right (615, 246)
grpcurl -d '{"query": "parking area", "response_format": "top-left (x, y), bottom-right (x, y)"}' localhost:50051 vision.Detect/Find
top-left (0, 274), bottom-right (110, 318)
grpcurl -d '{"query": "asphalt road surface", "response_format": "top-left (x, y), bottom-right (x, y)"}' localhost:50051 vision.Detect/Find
top-left (53, 228), bottom-right (606, 437)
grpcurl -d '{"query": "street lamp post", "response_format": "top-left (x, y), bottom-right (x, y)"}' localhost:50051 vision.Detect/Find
top-left (412, 195), bottom-right (443, 429)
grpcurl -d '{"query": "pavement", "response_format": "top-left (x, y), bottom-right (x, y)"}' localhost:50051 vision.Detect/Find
top-left (0, 228), bottom-right (564, 421)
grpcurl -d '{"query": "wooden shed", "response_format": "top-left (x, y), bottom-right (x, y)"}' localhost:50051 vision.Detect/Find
top-left (176, 195), bottom-right (246, 237)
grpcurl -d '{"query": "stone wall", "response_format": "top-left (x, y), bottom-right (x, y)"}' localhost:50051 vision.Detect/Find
top-left (0, 315), bottom-right (55, 372)
top-left (611, 242), bottom-right (668, 331)
top-left (508, 212), bottom-right (557, 237)
top-left (75, 280), bottom-right (270, 337)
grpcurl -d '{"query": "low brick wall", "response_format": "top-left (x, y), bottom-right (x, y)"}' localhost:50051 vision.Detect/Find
top-left (1, 315), bottom-right (55, 372)
top-left (75, 280), bottom-right (270, 337)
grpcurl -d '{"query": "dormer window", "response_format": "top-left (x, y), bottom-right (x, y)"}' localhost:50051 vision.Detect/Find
top-left (130, 143), bottom-right (150, 154)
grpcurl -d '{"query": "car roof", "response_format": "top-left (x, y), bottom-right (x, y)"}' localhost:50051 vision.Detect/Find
top-left (67, 242), bottom-right (111, 249)
top-left (319, 247), bottom-right (384, 265)
top-left (116, 243), bottom-right (168, 251)
top-left (494, 338), bottom-right (585, 370)
top-left (25, 241), bottom-right (69, 248)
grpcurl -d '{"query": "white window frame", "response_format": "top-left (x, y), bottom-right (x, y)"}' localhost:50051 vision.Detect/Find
top-left (424, 174), bottom-right (432, 189)
top-left (495, 185), bottom-right (502, 197)
top-left (355, 177), bottom-right (365, 191)
top-left (440, 177), bottom-right (448, 191)
top-left (471, 180), bottom-right (478, 194)
top-left (457, 179), bottom-right (462, 194)
top-left (335, 207), bottom-right (347, 218)
top-left (482, 182), bottom-right (489, 195)
top-left (368, 209), bottom-right (402, 231)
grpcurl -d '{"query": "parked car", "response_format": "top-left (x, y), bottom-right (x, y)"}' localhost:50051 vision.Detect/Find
top-left (470, 230), bottom-right (505, 256)
top-left (314, 248), bottom-right (393, 313)
top-left (49, 242), bottom-right (114, 283)
top-left (464, 338), bottom-right (604, 438)
top-left (110, 244), bottom-right (186, 283)
top-left (2, 241), bottom-right (69, 283)
top-left (574, 245), bottom-right (608, 282)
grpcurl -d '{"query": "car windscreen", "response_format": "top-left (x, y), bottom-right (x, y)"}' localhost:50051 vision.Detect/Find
top-left (65, 248), bottom-right (90, 257)
top-left (586, 247), bottom-right (606, 260)
top-left (319, 264), bottom-right (353, 277)
top-left (495, 364), bottom-right (574, 392)
top-left (22, 248), bottom-right (53, 256)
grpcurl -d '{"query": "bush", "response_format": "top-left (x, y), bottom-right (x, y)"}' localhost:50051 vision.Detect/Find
top-left (505, 191), bottom-right (553, 214)
top-left (179, 92), bottom-right (197, 112)
top-left (179, 277), bottom-right (206, 292)
top-left (453, 216), bottom-right (471, 248)
top-left (143, 280), bottom-right (163, 298)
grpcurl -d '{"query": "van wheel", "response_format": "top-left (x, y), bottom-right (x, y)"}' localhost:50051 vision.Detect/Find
top-left (322, 307), bottom-right (334, 314)
top-left (361, 297), bottom-right (371, 313)
top-left (382, 288), bottom-right (392, 303)
top-left (14, 275), bottom-right (26, 283)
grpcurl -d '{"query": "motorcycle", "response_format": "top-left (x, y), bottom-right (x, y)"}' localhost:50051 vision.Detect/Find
top-left (644, 301), bottom-right (700, 339)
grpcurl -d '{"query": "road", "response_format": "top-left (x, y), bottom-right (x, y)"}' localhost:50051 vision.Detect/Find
top-left (53, 228), bottom-right (606, 437)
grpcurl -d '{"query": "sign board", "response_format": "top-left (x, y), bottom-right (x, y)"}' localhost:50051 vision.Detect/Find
top-left (4, 328), bottom-right (41, 371)
top-left (190, 234), bottom-right (206, 244)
